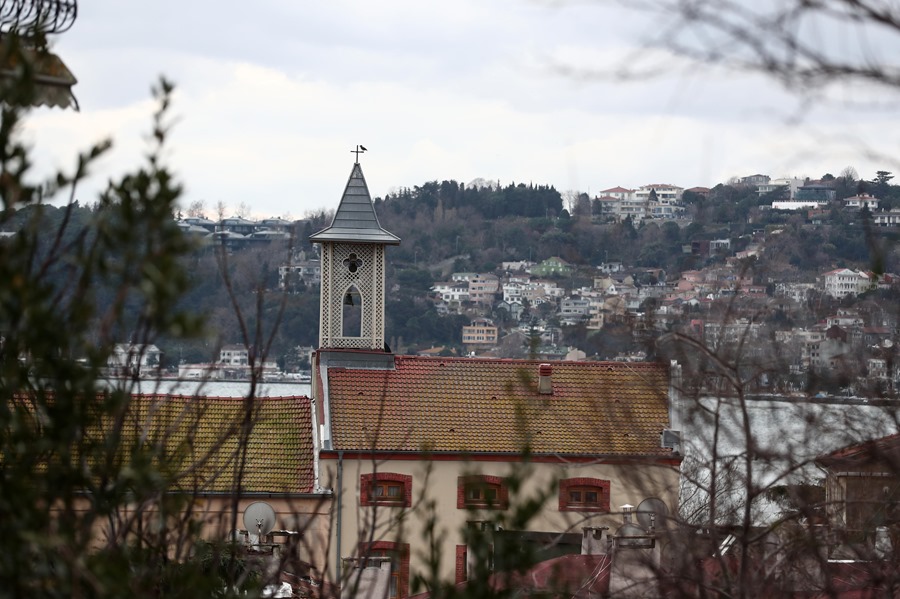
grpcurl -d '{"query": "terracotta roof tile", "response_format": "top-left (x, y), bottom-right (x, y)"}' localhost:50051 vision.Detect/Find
top-left (327, 357), bottom-right (672, 457)
top-left (817, 432), bottom-right (900, 468)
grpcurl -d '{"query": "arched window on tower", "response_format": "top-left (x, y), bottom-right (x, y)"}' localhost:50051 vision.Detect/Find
top-left (342, 285), bottom-right (362, 338)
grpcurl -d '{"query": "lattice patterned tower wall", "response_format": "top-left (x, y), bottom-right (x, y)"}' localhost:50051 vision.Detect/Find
top-left (319, 242), bottom-right (387, 349)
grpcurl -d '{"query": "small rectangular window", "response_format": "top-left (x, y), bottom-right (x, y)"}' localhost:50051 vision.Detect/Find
top-left (559, 478), bottom-right (610, 512)
top-left (374, 482), bottom-right (404, 502)
top-left (467, 486), bottom-right (498, 503)
top-left (362, 473), bottom-right (412, 507)
top-left (464, 481), bottom-right (501, 508)
top-left (459, 476), bottom-right (507, 509)
top-left (567, 486), bottom-right (602, 507)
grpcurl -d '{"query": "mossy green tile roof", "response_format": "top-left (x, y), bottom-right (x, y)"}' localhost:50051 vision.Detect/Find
top-left (326, 357), bottom-right (672, 457)
top-left (91, 394), bottom-right (314, 493)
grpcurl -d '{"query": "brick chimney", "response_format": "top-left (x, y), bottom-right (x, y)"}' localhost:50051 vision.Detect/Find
top-left (538, 363), bottom-right (553, 395)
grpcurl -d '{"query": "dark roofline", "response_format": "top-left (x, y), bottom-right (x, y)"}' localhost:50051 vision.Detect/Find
top-left (320, 449), bottom-right (681, 464)
top-left (76, 490), bottom-right (331, 499)
top-left (389, 353), bottom-right (669, 370)
top-left (315, 350), bottom-right (671, 371)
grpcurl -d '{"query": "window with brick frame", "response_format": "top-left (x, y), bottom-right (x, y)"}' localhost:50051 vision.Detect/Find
top-left (558, 477), bottom-right (610, 512)
top-left (360, 473), bottom-right (412, 508)
top-left (359, 541), bottom-right (410, 599)
top-left (457, 475), bottom-right (509, 510)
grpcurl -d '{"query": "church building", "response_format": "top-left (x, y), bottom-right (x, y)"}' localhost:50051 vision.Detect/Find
top-left (309, 159), bottom-right (682, 597)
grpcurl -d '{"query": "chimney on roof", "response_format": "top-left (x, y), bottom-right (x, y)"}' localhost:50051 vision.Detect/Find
top-left (538, 363), bottom-right (553, 395)
top-left (582, 526), bottom-right (609, 555)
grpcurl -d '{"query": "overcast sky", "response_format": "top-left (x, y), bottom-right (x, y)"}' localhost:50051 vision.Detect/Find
top-left (22, 0), bottom-right (900, 218)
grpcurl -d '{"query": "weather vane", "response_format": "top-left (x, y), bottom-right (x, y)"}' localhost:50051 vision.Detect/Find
top-left (352, 144), bottom-right (367, 163)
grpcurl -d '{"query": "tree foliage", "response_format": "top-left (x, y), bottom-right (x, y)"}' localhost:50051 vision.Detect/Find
top-left (0, 59), bottom-right (269, 595)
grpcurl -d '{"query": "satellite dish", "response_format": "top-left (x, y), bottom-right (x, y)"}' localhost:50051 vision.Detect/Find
top-left (636, 497), bottom-right (669, 530)
top-left (244, 501), bottom-right (277, 536)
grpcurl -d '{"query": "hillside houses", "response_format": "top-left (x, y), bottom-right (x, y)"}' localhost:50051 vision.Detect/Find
top-left (843, 193), bottom-right (880, 211)
top-left (874, 208), bottom-right (900, 226)
top-left (177, 214), bottom-right (294, 253)
top-left (432, 280), bottom-right (470, 304)
top-left (278, 250), bottom-right (322, 290)
top-left (756, 177), bottom-right (804, 197)
top-left (529, 256), bottom-right (573, 277)
top-left (765, 188), bottom-right (900, 229)
top-left (461, 317), bottom-right (499, 350)
top-left (820, 268), bottom-right (873, 299)
top-left (594, 183), bottom-right (686, 222)
top-left (164, 170), bottom-right (899, 379)
top-left (431, 275), bottom-right (565, 315)
top-left (169, 168), bottom-right (900, 394)
top-left (467, 273), bottom-right (500, 305)
top-left (424, 192), bottom-right (900, 386)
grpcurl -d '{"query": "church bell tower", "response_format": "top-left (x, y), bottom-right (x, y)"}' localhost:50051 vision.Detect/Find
top-left (309, 158), bottom-right (400, 351)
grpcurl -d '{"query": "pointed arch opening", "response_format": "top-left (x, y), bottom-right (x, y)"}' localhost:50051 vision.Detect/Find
top-left (342, 285), bottom-right (363, 338)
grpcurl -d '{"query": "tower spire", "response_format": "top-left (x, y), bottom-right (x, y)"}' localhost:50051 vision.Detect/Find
top-left (310, 161), bottom-right (399, 351)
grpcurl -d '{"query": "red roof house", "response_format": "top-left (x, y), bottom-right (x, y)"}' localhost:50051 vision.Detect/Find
top-left (308, 162), bottom-right (682, 597)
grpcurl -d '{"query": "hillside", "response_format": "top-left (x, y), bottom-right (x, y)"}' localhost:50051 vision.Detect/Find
top-left (3, 172), bottom-right (899, 370)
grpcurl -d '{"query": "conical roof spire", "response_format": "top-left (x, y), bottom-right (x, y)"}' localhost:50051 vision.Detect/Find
top-left (309, 163), bottom-right (400, 245)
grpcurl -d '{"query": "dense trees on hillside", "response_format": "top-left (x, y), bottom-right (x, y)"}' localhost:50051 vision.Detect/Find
top-left (376, 176), bottom-right (900, 277)
top-left (377, 180), bottom-right (563, 220)
top-left (8, 169), bottom-right (900, 360)
top-left (5, 168), bottom-right (900, 362)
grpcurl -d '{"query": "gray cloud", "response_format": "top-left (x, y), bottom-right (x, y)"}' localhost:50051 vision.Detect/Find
top-left (24, 1), bottom-right (900, 217)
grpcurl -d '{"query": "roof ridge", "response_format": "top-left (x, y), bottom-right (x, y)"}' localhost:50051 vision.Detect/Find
top-left (393, 354), bottom-right (664, 368)
top-left (130, 393), bottom-right (310, 401)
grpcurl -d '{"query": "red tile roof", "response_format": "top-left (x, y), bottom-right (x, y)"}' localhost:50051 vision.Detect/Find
top-left (325, 356), bottom-right (672, 457)
top-left (88, 394), bottom-right (314, 493)
top-left (500, 554), bottom-right (611, 597)
top-left (817, 432), bottom-right (900, 468)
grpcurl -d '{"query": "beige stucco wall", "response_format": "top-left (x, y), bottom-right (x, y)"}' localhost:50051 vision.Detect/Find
top-left (193, 496), bottom-right (333, 569)
top-left (320, 455), bottom-right (679, 589)
top-left (72, 495), bottom-right (334, 572)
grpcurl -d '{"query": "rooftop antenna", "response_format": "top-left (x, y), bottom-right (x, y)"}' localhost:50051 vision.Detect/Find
top-left (352, 144), bottom-right (368, 163)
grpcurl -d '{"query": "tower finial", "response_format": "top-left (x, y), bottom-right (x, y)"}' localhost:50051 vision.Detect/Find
top-left (351, 144), bottom-right (368, 163)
